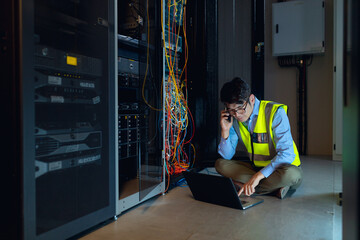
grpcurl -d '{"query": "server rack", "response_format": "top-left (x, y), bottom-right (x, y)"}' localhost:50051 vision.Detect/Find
top-left (115, 0), bottom-right (165, 215)
top-left (3, 0), bottom-right (116, 239)
top-left (186, 0), bottom-right (219, 167)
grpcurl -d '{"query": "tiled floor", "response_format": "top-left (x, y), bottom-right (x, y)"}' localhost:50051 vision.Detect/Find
top-left (80, 156), bottom-right (342, 240)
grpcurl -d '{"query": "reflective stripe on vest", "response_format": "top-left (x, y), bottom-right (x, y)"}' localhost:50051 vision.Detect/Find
top-left (232, 101), bottom-right (301, 167)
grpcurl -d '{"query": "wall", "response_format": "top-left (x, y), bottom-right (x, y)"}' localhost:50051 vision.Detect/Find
top-left (264, 0), bottom-right (334, 156)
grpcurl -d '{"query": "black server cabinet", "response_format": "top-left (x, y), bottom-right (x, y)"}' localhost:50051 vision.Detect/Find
top-left (2, 0), bottom-right (115, 239)
top-left (116, 0), bottom-right (164, 213)
top-left (186, 0), bottom-right (219, 167)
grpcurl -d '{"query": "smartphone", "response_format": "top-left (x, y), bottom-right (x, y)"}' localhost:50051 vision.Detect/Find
top-left (225, 111), bottom-right (231, 122)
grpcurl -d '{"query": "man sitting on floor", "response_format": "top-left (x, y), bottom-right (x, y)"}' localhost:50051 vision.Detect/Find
top-left (216, 77), bottom-right (303, 199)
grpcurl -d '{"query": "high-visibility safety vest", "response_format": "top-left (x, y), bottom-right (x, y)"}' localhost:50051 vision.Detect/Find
top-left (232, 101), bottom-right (301, 168)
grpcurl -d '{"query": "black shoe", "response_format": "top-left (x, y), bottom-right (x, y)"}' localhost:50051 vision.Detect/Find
top-left (276, 186), bottom-right (290, 199)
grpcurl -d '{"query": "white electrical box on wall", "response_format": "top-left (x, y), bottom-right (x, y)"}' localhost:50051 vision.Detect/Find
top-left (272, 0), bottom-right (325, 56)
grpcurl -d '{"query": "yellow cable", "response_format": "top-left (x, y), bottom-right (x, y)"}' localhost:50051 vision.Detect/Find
top-left (179, 0), bottom-right (188, 81)
top-left (162, 1), bottom-right (178, 91)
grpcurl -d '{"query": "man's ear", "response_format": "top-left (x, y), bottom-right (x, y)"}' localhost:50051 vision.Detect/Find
top-left (249, 94), bottom-right (255, 104)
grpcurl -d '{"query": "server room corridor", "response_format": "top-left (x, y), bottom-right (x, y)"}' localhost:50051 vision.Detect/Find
top-left (79, 156), bottom-right (342, 240)
top-left (5, 0), bottom-right (360, 239)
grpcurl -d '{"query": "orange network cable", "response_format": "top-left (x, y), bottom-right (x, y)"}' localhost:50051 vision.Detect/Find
top-left (163, 0), bottom-right (194, 180)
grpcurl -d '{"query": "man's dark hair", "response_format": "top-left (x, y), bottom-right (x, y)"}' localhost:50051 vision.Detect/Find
top-left (220, 77), bottom-right (251, 104)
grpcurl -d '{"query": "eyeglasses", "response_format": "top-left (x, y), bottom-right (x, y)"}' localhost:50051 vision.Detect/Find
top-left (226, 101), bottom-right (248, 115)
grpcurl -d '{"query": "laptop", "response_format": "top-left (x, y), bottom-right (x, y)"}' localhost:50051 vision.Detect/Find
top-left (183, 171), bottom-right (264, 210)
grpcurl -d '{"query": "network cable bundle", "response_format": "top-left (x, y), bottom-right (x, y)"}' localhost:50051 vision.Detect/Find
top-left (162, 0), bottom-right (195, 187)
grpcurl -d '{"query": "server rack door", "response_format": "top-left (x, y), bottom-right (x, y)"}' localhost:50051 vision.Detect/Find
top-left (117, 0), bottom-right (164, 210)
top-left (16, 0), bottom-right (116, 239)
top-left (138, 0), bottom-right (164, 202)
top-left (1, 0), bottom-right (35, 239)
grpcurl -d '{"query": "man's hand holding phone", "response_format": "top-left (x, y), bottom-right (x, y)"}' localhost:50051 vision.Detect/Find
top-left (220, 109), bottom-right (232, 139)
